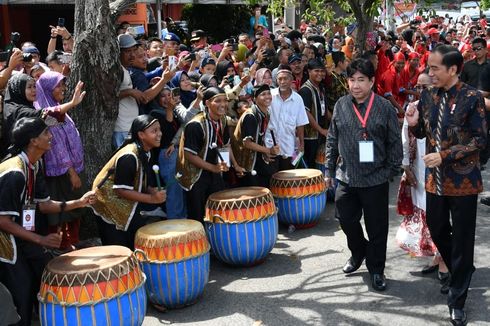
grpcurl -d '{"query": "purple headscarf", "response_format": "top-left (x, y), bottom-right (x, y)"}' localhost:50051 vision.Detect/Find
top-left (34, 71), bottom-right (66, 109)
top-left (34, 71), bottom-right (84, 177)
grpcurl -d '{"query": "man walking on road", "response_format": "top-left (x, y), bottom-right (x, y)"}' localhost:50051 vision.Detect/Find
top-left (325, 58), bottom-right (402, 292)
top-left (406, 45), bottom-right (487, 326)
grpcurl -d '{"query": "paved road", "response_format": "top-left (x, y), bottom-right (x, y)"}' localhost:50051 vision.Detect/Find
top-left (142, 174), bottom-right (490, 326)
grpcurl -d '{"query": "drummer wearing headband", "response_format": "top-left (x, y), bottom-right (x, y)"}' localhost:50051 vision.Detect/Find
top-left (232, 84), bottom-right (280, 187)
top-left (0, 117), bottom-right (96, 326)
top-left (91, 115), bottom-right (166, 249)
top-left (177, 87), bottom-right (243, 222)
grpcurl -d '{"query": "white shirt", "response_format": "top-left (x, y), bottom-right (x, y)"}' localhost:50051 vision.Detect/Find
top-left (265, 88), bottom-right (309, 157)
top-left (114, 67), bottom-right (139, 132)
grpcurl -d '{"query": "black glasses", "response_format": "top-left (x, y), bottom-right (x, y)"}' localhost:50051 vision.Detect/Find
top-left (415, 85), bottom-right (428, 90)
top-left (472, 46), bottom-right (484, 51)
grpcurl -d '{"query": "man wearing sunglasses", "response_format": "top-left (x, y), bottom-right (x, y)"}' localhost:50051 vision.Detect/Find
top-left (460, 37), bottom-right (488, 88)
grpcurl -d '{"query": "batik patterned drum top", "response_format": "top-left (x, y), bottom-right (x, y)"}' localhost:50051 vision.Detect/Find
top-left (271, 169), bottom-right (326, 228)
top-left (204, 187), bottom-right (278, 266)
top-left (38, 245), bottom-right (146, 326)
top-left (134, 219), bottom-right (210, 309)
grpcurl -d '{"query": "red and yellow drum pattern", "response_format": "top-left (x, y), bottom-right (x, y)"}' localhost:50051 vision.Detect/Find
top-left (38, 246), bottom-right (147, 326)
top-left (134, 220), bottom-right (210, 309)
top-left (271, 169), bottom-right (327, 228)
top-left (204, 187), bottom-right (278, 266)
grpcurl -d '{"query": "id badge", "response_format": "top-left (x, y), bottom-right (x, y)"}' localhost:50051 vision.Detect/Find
top-left (218, 148), bottom-right (231, 167)
top-left (359, 141), bottom-right (374, 163)
top-left (22, 204), bottom-right (36, 231)
top-left (320, 100), bottom-right (326, 116)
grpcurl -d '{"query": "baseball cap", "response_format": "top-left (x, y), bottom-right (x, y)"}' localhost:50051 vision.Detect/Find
top-left (427, 28), bottom-right (440, 35)
top-left (118, 34), bottom-right (137, 49)
top-left (200, 57), bottom-right (216, 68)
top-left (163, 32), bottom-right (181, 44)
top-left (190, 30), bottom-right (206, 42)
top-left (288, 54), bottom-right (301, 64)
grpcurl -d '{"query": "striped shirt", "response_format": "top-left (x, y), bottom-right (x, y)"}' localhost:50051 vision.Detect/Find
top-left (325, 92), bottom-right (402, 187)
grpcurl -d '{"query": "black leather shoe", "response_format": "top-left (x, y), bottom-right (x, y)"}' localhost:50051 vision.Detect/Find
top-left (371, 273), bottom-right (387, 291)
top-left (421, 264), bottom-right (438, 274)
top-left (342, 256), bottom-right (364, 274)
top-left (481, 196), bottom-right (490, 206)
top-left (438, 271), bottom-right (450, 282)
top-left (449, 308), bottom-right (467, 326)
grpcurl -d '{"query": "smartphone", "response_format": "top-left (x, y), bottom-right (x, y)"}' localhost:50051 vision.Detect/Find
top-left (58, 18), bottom-right (65, 28)
top-left (227, 75), bottom-right (234, 85)
top-left (171, 87), bottom-right (180, 98)
top-left (186, 53), bottom-right (196, 61)
top-left (232, 43), bottom-right (238, 51)
top-left (168, 55), bottom-right (177, 70)
top-left (243, 67), bottom-right (250, 76)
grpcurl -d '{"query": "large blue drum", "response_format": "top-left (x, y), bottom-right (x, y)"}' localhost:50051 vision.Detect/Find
top-left (271, 169), bottom-right (327, 228)
top-left (134, 220), bottom-right (210, 309)
top-left (204, 187), bottom-right (278, 266)
top-left (38, 246), bottom-right (147, 326)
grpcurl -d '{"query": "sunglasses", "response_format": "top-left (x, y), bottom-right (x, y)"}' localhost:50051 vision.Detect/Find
top-left (472, 46), bottom-right (484, 51)
top-left (415, 85), bottom-right (428, 90)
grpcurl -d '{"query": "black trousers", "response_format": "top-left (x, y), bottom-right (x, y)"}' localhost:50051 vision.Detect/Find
top-left (277, 157), bottom-right (294, 171)
top-left (304, 139), bottom-right (319, 169)
top-left (426, 193), bottom-right (477, 309)
top-left (335, 182), bottom-right (389, 274)
top-left (0, 242), bottom-right (52, 326)
top-left (97, 212), bottom-right (149, 250)
top-left (186, 171), bottom-right (225, 223)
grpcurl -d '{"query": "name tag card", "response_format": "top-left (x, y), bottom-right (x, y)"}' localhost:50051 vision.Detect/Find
top-left (359, 141), bottom-right (374, 163)
top-left (219, 148), bottom-right (231, 167)
top-left (22, 204), bottom-right (36, 231)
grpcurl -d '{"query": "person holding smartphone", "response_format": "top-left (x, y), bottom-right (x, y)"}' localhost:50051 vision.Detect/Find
top-left (47, 18), bottom-right (74, 55)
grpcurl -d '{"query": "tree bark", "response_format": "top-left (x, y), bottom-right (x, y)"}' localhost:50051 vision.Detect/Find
top-left (347, 0), bottom-right (375, 54)
top-left (68, 0), bottom-right (135, 239)
top-left (69, 0), bottom-right (135, 183)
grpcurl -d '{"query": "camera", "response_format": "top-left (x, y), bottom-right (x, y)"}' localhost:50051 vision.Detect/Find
top-left (186, 53), bottom-right (196, 61)
top-left (22, 53), bottom-right (33, 62)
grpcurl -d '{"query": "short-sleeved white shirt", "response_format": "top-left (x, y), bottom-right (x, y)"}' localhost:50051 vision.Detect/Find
top-left (114, 67), bottom-right (139, 132)
top-left (264, 88), bottom-right (309, 157)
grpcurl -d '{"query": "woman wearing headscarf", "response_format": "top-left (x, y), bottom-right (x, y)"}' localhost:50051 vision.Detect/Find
top-left (254, 68), bottom-right (273, 87)
top-left (1, 73), bottom-right (85, 158)
top-left (342, 36), bottom-right (355, 60)
top-left (91, 115), bottom-right (166, 249)
top-left (34, 71), bottom-right (86, 249)
top-left (169, 70), bottom-right (197, 108)
top-left (0, 117), bottom-right (95, 326)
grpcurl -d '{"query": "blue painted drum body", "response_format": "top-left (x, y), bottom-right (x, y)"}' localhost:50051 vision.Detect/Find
top-left (271, 169), bottom-right (327, 228)
top-left (134, 220), bottom-right (210, 309)
top-left (39, 280), bottom-right (147, 326)
top-left (204, 187), bottom-right (278, 266)
top-left (38, 246), bottom-right (147, 326)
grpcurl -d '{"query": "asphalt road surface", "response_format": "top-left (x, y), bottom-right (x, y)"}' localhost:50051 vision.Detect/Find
top-left (142, 173), bottom-right (490, 326)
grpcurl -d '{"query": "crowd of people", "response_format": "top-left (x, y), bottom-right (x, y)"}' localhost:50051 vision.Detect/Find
top-left (0, 5), bottom-right (489, 325)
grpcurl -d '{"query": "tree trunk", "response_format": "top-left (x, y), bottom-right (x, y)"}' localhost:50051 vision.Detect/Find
top-left (68, 0), bottom-right (135, 238)
top-left (347, 0), bottom-right (375, 54)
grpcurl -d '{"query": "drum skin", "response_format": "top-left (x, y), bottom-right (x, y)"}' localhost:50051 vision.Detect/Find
top-left (38, 246), bottom-right (146, 326)
top-left (271, 169), bottom-right (326, 228)
top-left (204, 187), bottom-right (278, 266)
top-left (134, 220), bottom-right (210, 309)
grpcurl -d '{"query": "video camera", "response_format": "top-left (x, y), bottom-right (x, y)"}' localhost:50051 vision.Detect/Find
top-left (0, 32), bottom-right (33, 66)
